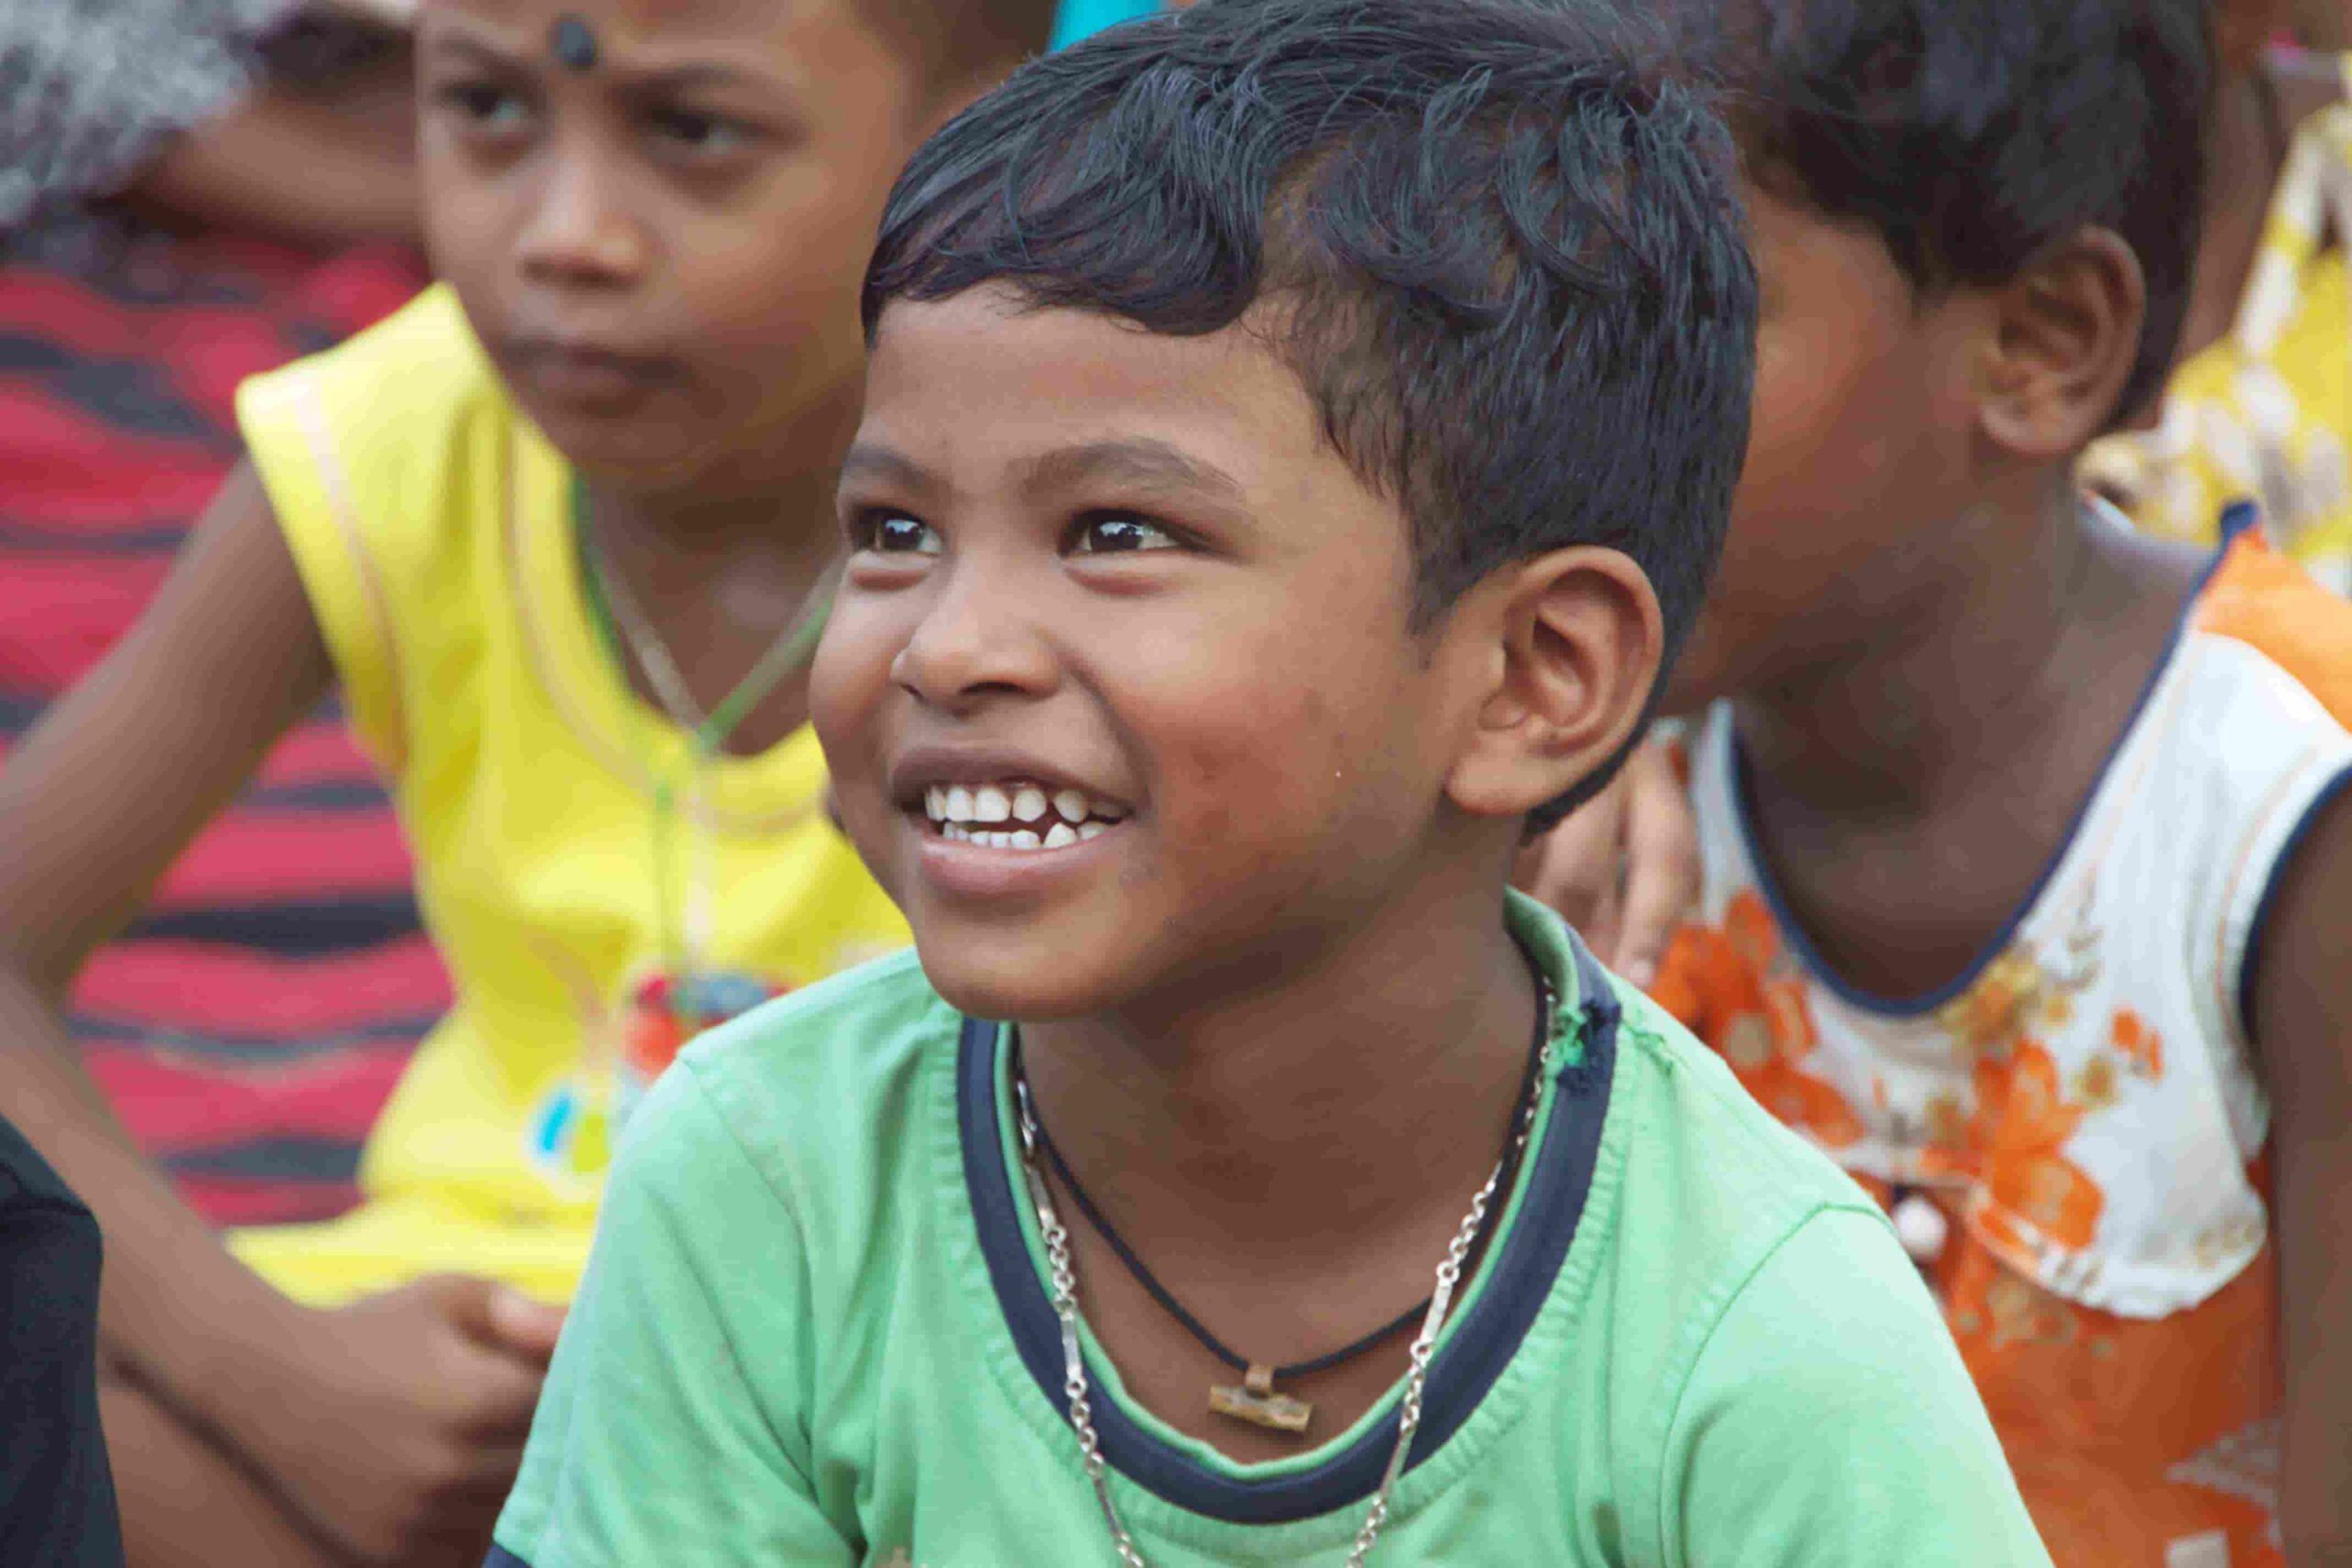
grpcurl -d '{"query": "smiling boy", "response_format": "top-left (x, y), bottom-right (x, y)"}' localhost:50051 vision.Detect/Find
top-left (492, 3), bottom-right (2048, 1563)
top-left (0, 0), bottom-right (1056, 1562)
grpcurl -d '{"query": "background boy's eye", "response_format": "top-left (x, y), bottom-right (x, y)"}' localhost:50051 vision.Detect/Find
top-left (437, 82), bottom-right (534, 135)
top-left (863, 513), bottom-right (942, 556)
top-left (647, 107), bottom-right (750, 156)
top-left (1070, 515), bottom-right (1180, 555)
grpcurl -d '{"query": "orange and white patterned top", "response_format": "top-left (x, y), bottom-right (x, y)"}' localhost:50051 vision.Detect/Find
top-left (1653, 519), bottom-right (2352, 1567)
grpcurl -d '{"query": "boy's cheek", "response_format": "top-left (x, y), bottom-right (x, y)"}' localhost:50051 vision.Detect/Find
top-left (808, 626), bottom-right (894, 830)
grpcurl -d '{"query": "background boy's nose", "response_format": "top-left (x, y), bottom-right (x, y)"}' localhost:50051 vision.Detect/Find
top-left (516, 159), bottom-right (650, 288)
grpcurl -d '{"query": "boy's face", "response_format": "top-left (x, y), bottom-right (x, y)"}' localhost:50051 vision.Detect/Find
top-left (1667, 184), bottom-right (1989, 708)
top-left (416, 0), bottom-right (932, 498)
top-left (814, 288), bottom-right (1487, 1021)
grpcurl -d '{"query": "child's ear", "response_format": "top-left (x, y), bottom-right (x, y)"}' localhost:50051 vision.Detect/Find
top-left (1977, 225), bottom-right (2147, 457)
top-left (1443, 547), bottom-right (1663, 821)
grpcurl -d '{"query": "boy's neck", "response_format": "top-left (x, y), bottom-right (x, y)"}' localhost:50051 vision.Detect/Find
top-left (1728, 478), bottom-right (2205, 995)
top-left (585, 464), bottom-right (837, 569)
top-left (1735, 479), bottom-right (2147, 819)
top-left (1017, 862), bottom-right (1542, 1274)
top-left (574, 453), bottom-right (846, 754)
top-left (580, 381), bottom-right (863, 587)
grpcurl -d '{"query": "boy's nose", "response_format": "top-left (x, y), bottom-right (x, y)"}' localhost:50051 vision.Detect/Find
top-left (888, 563), bottom-right (1058, 711)
top-left (515, 159), bottom-right (649, 288)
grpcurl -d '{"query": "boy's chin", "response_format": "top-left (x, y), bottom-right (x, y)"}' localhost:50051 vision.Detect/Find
top-left (911, 939), bottom-right (1127, 1025)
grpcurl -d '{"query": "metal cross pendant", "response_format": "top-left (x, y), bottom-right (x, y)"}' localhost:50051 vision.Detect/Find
top-left (1208, 1363), bottom-right (1313, 1434)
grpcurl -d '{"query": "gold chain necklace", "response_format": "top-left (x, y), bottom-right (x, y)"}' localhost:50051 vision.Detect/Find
top-left (1008, 978), bottom-right (1555, 1567)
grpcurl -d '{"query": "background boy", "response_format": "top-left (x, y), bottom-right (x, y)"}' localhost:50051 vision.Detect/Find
top-left (0, 0), bottom-right (1054, 1562)
top-left (1653, 1), bottom-right (2352, 1561)
top-left (493, 3), bottom-right (2048, 1562)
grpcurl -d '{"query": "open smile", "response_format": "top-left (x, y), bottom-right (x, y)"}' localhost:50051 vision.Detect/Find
top-left (921, 779), bottom-right (1131, 852)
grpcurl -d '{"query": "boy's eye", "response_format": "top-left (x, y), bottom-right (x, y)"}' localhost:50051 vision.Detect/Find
top-left (647, 107), bottom-right (751, 156)
top-left (861, 513), bottom-right (943, 556)
top-left (1069, 515), bottom-right (1180, 556)
top-left (437, 82), bottom-right (534, 135)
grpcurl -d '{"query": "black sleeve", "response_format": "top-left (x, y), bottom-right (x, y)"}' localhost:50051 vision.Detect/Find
top-left (0, 1113), bottom-right (124, 1568)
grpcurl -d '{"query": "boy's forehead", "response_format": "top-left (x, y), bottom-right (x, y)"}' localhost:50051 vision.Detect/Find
top-left (858, 289), bottom-right (1396, 524)
top-left (867, 291), bottom-right (1299, 434)
top-left (423, 0), bottom-right (862, 54)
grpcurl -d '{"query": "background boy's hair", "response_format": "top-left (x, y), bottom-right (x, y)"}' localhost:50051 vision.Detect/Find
top-left (864, 0), bottom-right (1758, 827)
top-left (1700, 0), bottom-right (2212, 425)
top-left (878, 0), bottom-right (1063, 84)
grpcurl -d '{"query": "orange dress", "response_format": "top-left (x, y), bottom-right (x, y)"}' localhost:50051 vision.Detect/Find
top-left (1655, 519), bottom-right (2352, 1566)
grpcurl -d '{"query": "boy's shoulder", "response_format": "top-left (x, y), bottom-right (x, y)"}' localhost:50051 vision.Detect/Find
top-left (1602, 976), bottom-right (1892, 1280)
top-left (632, 949), bottom-right (956, 1222)
top-left (2187, 524), bottom-right (2352, 734)
top-left (231, 284), bottom-right (528, 771)
top-left (237, 283), bottom-right (506, 452)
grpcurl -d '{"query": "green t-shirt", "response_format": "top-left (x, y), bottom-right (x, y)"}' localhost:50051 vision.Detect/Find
top-left (492, 894), bottom-right (2050, 1567)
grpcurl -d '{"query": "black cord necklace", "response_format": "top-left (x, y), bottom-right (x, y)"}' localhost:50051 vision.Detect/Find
top-left (1014, 970), bottom-right (1554, 1438)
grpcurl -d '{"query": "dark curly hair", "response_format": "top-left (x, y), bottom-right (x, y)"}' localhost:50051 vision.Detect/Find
top-left (863, 0), bottom-right (1759, 823)
top-left (1696, 0), bottom-right (2213, 424)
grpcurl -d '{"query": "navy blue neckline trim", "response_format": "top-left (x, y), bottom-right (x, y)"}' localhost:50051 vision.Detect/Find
top-left (484, 1548), bottom-right (530, 1567)
top-left (957, 938), bottom-right (1620, 1527)
top-left (1728, 519), bottom-right (2243, 1019)
top-left (2238, 761), bottom-right (2352, 1038)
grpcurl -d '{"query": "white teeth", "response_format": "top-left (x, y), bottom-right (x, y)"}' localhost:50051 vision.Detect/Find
top-left (927, 778), bottom-right (1131, 839)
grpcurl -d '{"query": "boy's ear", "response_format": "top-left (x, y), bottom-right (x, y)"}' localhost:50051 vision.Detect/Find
top-left (1443, 547), bottom-right (1663, 821)
top-left (1976, 226), bottom-right (2147, 457)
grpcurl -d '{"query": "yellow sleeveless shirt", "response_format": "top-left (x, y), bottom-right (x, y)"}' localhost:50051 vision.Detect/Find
top-left (229, 287), bottom-right (905, 1303)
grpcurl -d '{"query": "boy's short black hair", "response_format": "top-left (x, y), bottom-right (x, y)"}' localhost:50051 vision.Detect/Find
top-left (876, 1), bottom-right (1060, 84)
top-left (864, 0), bottom-right (1758, 827)
top-left (1703, 0), bottom-right (2212, 424)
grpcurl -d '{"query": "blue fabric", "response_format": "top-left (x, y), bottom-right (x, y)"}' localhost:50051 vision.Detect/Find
top-left (1052, 0), bottom-right (1165, 49)
top-left (0, 1113), bottom-right (122, 1566)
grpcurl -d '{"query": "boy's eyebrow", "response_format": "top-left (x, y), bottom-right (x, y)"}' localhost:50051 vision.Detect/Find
top-left (839, 444), bottom-right (943, 496)
top-left (421, 25), bottom-right (527, 72)
top-left (839, 439), bottom-right (1250, 511)
top-left (619, 60), bottom-right (806, 98)
top-left (1017, 440), bottom-right (1249, 505)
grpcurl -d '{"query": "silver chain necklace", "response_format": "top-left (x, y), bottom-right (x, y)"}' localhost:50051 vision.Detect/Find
top-left (1009, 982), bottom-right (1555, 1567)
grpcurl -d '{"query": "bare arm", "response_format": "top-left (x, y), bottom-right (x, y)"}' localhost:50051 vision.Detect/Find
top-left (0, 463), bottom-right (334, 1415)
top-left (130, 42), bottom-right (420, 250)
top-left (2249, 784), bottom-right (2352, 1567)
top-left (0, 468), bottom-right (563, 1564)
